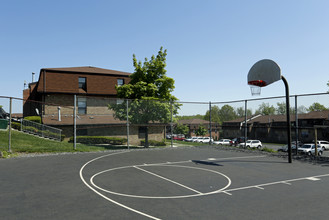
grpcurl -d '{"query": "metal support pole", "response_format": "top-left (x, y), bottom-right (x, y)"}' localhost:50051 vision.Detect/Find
top-left (314, 127), bottom-right (318, 156)
top-left (295, 95), bottom-right (298, 154)
top-left (244, 100), bottom-right (248, 146)
top-left (282, 76), bottom-right (292, 163)
top-left (170, 101), bottom-right (173, 148)
top-left (74, 95), bottom-right (77, 150)
top-left (8, 97), bottom-right (12, 152)
top-left (126, 99), bottom-right (130, 149)
top-left (209, 101), bottom-right (212, 145)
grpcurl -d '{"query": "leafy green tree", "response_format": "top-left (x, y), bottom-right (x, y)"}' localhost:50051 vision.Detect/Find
top-left (109, 47), bottom-right (179, 147)
top-left (236, 107), bottom-right (252, 118)
top-left (175, 114), bottom-right (204, 121)
top-left (204, 105), bottom-right (221, 123)
top-left (173, 123), bottom-right (189, 136)
top-left (218, 105), bottom-right (237, 123)
top-left (255, 103), bottom-right (276, 115)
top-left (195, 125), bottom-right (207, 136)
top-left (276, 102), bottom-right (296, 115)
top-left (308, 102), bottom-right (328, 112)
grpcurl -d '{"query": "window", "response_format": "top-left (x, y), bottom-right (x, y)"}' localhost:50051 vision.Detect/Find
top-left (78, 97), bottom-right (87, 114)
top-left (116, 99), bottom-right (124, 105)
top-left (79, 77), bottom-right (86, 90)
top-left (117, 79), bottom-right (124, 86)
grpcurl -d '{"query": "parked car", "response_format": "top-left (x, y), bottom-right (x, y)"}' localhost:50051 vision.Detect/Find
top-left (315, 140), bottom-right (329, 151)
top-left (240, 140), bottom-right (262, 149)
top-left (200, 137), bottom-right (214, 143)
top-left (184, 137), bottom-right (194, 142)
top-left (278, 144), bottom-right (297, 152)
top-left (291, 141), bottom-right (303, 147)
top-left (297, 143), bottom-right (323, 156)
top-left (195, 137), bottom-right (205, 143)
top-left (173, 134), bottom-right (185, 141)
top-left (213, 139), bottom-right (231, 145)
top-left (230, 137), bottom-right (247, 146)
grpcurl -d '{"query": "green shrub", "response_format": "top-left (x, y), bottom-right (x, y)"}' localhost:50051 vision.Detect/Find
top-left (24, 126), bottom-right (39, 133)
top-left (11, 122), bottom-right (21, 130)
top-left (24, 116), bottom-right (42, 124)
top-left (69, 136), bottom-right (127, 145)
top-left (261, 147), bottom-right (276, 153)
top-left (141, 139), bottom-right (166, 146)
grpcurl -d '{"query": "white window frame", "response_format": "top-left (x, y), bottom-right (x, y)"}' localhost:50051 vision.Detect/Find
top-left (78, 97), bottom-right (87, 114)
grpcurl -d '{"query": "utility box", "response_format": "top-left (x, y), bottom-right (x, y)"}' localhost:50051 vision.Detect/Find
top-left (0, 119), bottom-right (8, 129)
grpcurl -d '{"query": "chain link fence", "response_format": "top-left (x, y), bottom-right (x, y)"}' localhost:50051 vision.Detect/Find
top-left (0, 93), bottom-right (328, 155)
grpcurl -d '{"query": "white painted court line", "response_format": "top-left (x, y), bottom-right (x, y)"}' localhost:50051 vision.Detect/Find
top-left (206, 155), bottom-right (266, 161)
top-left (134, 166), bottom-right (203, 195)
top-left (307, 177), bottom-right (321, 181)
top-left (222, 174), bottom-right (329, 195)
top-left (255, 186), bottom-right (264, 190)
top-left (79, 151), bottom-right (161, 220)
top-left (90, 164), bottom-right (231, 199)
top-left (137, 155), bottom-right (267, 167)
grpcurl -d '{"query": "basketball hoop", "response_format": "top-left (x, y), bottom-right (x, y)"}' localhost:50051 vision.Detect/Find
top-left (249, 85), bottom-right (261, 96)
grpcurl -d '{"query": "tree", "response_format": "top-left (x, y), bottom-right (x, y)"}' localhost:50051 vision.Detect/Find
top-left (236, 107), bottom-right (252, 118)
top-left (204, 105), bottom-right (221, 123)
top-left (109, 47), bottom-right (179, 147)
top-left (218, 105), bottom-right (237, 123)
top-left (195, 125), bottom-right (207, 136)
top-left (255, 103), bottom-right (276, 115)
top-left (308, 102), bottom-right (328, 112)
top-left (174, 123), bottom-right (189, 136)
top-left (275, 102), bottom-right (296, 115)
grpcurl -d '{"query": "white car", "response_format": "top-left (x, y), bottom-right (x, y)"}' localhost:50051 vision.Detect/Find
top-left (200, 137), bottom-right (214, 143)
top-left (240, 140), bottom-right (262, 149)
top-left (316, 140), bottom-right (329, 151)
top-left (195, 137), bottom-right (205, 143)
top-left (213, 139), bottom-right (231, 145)
top-left (298, 143), bottom-right (323, 156)
top-left (184, 137), bottom-right (195, 142)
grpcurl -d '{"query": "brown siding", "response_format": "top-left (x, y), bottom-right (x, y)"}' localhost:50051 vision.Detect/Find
top-left (38, 71), bottom-right (130, 95)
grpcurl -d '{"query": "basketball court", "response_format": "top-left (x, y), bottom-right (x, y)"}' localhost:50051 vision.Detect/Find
top-left (1, 147), bottom-right (329, 219)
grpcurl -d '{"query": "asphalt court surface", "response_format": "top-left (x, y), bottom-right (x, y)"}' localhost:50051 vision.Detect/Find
top-left (1, 147), bottom-right (329, 219)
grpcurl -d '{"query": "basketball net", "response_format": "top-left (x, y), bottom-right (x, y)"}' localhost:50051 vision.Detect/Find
top-left (250, 85), bottom-right (261, 96)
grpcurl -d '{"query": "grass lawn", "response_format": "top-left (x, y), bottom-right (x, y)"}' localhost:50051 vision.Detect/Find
top-left (0, 130), bottom-right (140, 155)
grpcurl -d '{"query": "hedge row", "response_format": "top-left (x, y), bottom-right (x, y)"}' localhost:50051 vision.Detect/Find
top-left (24, 116), bottom-right (42, 124)
top-left (141, 139), bottom-right (166, 146)
top-left (69, 136), bottom-right (127, 145)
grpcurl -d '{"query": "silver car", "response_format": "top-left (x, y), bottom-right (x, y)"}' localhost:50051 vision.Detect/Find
top-left (297, 144), bottom-right (323, 156)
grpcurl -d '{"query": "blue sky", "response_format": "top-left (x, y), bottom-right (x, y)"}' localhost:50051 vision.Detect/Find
top-left (1, 0), bottom-right (329, 114)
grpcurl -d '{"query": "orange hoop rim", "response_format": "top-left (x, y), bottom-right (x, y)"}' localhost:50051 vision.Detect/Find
top-left (248, 80), bottom-right (267, 87)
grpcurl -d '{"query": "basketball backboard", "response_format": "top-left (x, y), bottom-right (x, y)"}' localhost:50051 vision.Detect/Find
top-left (248, 59), bottom-right (281, 87)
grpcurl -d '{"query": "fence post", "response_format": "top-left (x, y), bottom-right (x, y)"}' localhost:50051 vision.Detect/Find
top-left (170, 101), bottom-right (173, 148)
top-left (295, 95), bottom-right (298, 154)
top-left (126, 99), bottom-right (130, 150)
top-left (74, 95), bottom-right (77, 150)
top-left (244, 100), bottom-right (248, 146)
top-left (8, 97), bottom-right (12, 152)
top-left (209, 101), bottom-right (212, 145)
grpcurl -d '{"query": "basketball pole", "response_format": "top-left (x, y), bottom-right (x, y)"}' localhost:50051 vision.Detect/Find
top-left (281, 76), bottom-right (292, 163)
